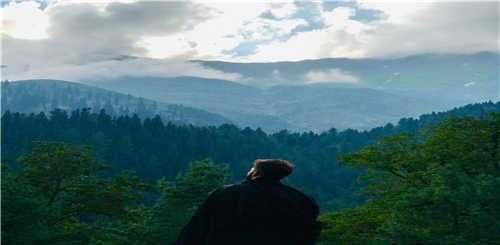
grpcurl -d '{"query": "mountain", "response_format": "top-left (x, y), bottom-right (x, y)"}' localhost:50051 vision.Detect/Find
top-left (200, 52), bottom-right (499, 107)
top-left (10, 53), bottom-right (495, 132)
top-left (89, 76), bottom-right (439, 131)
top-left (264, 84), bottom-right (438, 130)
top-left (1, 79), bottom-right (231, 126)
top-left (88, 76), bottom-right (294, 132)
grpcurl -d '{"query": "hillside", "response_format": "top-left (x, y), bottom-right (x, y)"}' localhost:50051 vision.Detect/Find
top-left (88, 76), bottom-right (438, 131)
top-left (1, 80), bottom-right (231, 126)
top-left (88, 76), bottom-right (293, 131)
top-left (264, 84), bottom-right (437, 130)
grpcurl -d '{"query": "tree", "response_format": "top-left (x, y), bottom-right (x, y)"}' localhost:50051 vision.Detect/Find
top-left (319, 202), bottom-right (389, 244)
top-left (321, 115), bottom-right (500, 244)
top-left (147, 159), bottom-right (231, 244)
top-left (1, 141), bottom-right (149, 244)
top-left (3, 102), bottom-right (500, 212)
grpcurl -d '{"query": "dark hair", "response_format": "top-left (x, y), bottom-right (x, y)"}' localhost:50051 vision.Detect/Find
top-left (253, 159), bottom-right (294, 180)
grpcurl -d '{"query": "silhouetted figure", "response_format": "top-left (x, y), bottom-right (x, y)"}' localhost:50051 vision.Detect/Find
top-left (175, 159), bottom-right (320, 245)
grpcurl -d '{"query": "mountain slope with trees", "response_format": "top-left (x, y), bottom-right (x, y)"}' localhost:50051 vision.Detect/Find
top-left (1, 79), bottom-right (231, 126)
top-left (89, 76), bottom-right (438, 131)
top-left (88, 76), bottom-right (294, 132)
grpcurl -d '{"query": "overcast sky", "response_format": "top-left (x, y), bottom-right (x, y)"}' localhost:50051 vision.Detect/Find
top-left (1, 0), bottom-right (498, 81)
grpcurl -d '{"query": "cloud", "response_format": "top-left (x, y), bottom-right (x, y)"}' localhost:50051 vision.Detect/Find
top-left (48, 1), bottom-right (210, 63)
top-left (262, 2), bottom-right (298, 19)
top-left (359, 1), bottom-right (499, 57)
top-left (243, 6), bottom-right (368, 61)
top-left (1, 1), bottom-right (307, 81)
top-left (1, 0), bottom-right (241, 81)
top-left (357, 1), bottom-right (433, 24)
top-left (1, 1), bottom-right (49, 39)
top-left (2, 0), bottom-right (211, 65)
top-left (242, 1), bottom-right (499, 62)
top-left (2, 1), bottom-right (211, 62)
top-left (139, 2), bottom-right (306, 60)
top-left (305, 68), bottom-right (359, 84)
top-left (1, 0), bottom-right (498, 78)
top-left (3, 56), bottom-right (242, 82)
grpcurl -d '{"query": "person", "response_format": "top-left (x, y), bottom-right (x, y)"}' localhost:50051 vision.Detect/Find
top-left (175, 159), bottom-right (320, 245)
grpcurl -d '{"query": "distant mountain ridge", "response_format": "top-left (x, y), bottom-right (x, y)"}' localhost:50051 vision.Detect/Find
top-left (88, 76), bottom-right (294, 132)
top-left (5, 52), bottom-right (497, 132)
top-left (1, 79), bottom-right (231, 126)
top-left (89, 76), bottom-right (440, 132)
top-left (199, 52), bottom-right (499, 106)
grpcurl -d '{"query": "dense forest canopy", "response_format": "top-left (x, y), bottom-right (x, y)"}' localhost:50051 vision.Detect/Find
top-left (2, 101), bottom-right (500, 211)
top-left (2, 142), bottom-right (228, 244)
top-left (3, 110), bottom-right (499, 244)
top-left (320, 115), bottom-right (500, 244)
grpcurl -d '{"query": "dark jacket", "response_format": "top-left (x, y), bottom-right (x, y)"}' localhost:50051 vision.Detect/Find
top-left (175, 178), bottom-right (320, 245)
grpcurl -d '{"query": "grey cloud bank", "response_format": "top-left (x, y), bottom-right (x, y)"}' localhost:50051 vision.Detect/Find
top-left (360, 2), bottom-right (499, 58)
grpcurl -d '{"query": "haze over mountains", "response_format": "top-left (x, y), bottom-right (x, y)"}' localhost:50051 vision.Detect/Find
top-left (201, 52), bottom-right (499, 104)
top-left (2, 53), bottom-right (498, 132)
top-left (88, 76), bottom-right (435, 131)
top-left (82, 52), bottom-right (498, 131)
top-left (1, 80), bottom-right (231, 126)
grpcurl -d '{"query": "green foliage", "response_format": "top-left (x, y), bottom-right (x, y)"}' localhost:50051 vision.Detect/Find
top-left (319, 202), bottom-right (389, 244)
top-left (321, 115), bottom-right (500, 244)
top-left (3, 104), bottom-right (500, 243)
top-left (1, 142), bottom-right (149, 244)
top-left (147, 159), bottom-right (231, 244)
top-left (1, 169), bottom-right (48, 244)
top-left (2, 109), bottom-right (365, 211)
top-left (3, 101), bottom-right (500, 210)
top-left (2, 143), bottom-right (232, 244)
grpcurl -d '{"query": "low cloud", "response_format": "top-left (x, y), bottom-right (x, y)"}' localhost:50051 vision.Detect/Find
top-left (2, 57), bottom-right (242, 82)
top-left (305, 68), bottom-right (359, 84)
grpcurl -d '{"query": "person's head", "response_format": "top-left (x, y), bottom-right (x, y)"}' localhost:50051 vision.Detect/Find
top-left (246, 159), bottom-right (294, 181)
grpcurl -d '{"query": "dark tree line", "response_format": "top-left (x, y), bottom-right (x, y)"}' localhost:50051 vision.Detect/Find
top-left (2, 101), bottom-right (499, 210)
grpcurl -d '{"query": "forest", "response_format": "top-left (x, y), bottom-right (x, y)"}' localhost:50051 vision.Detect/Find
top-left (1, 80), bottom-right (231, 127)
top-left (2, 101), bottom-right (500, 244)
